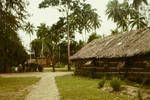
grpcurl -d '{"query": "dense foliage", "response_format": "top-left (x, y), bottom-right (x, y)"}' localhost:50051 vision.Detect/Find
top-left (87, 32), bottom-right (101, 43)
top-left (0, 0), bottom-right (28, 72)
top-left (39, 0), bottom-right (101, 70)
top-left (31, 39), bottom-right (42, 57)
top-left (106, 0), bottom-right (148, 32)
top-left (31, 22), bottom-right (85, 70)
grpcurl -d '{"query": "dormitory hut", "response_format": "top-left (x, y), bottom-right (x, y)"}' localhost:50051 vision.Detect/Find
top-left (70, 27), bottom-right (150, 79)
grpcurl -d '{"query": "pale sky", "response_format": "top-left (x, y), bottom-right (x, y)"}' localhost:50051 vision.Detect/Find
top-left (18, 0), bottom-right (117, 51)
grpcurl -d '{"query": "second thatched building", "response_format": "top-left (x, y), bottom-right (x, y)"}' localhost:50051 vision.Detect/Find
top-left (70, 27), bottom-right (150, 78)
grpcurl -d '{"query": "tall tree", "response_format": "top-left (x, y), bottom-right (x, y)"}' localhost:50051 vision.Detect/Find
top-left (39, 0), bottom-right (80, 71)
top-left (59, 39), bottom-right (85, 64)
top-left (31, 39), bottom-right (42, 58)
top-left (24, 22), bottom-right (34, 62)
top-left (0, 0), bottom-right (28, 72)
top-left (140, 4), bottom-right (150, 26)
top-left (36, 23), bottom-right (49, 57)
top-left (39, 0), bottom-right (101, 70)
top-left (106, 0), bottom-right (130, 31)
top-left (130, 12), bottom-right (147, 29)
top-left (106, 0), bottom-right (122, 23)
top-left (132, 0), bottom-right (148, 29)
top-left (0, 0), bottom-right (27, 34)
top-left (44, 22), bottom-right (65, 72)
top-left (70, 3), bottom-right (101, 42)
top-left (0, 31), bottom-right (28, 72)
top-left (106, 0), bottom-right (148, 31)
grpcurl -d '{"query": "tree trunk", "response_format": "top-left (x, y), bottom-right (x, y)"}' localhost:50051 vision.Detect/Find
top-left (52, 64), bottom-right (55, 72)
top-left (29, 34), bottom-right (32, 63)
top-left (51, 48), bottom-right (55, 72)
top-left (67, 10), bottom-right (71, 71)
top-left (84, 29), bottom-right (87, 42)
top-left (41, 38), bottom-right (44, 57)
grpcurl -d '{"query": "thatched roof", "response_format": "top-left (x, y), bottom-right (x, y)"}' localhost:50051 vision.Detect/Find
top-left (70, 27), bottom-right (150, 60)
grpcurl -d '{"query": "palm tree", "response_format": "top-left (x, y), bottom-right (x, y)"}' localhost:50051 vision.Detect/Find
top-left (37, 23), bottom-right (49, 57)
top-left (83, 4), bottom-right (101, 42)
top-left (132, 0), bottom-right (148, 29)
top-left (71, 3), bottom-right (101, 42)
top-left (132, 0), bottom-right (148, 10)
top-left (106, 0), bottom-right (122, 23)
top-left (39, 0), bottom-right (73, 71)
top-left (31, 39), bottom-right (42, 57)
top-left (106, 0), bottom-right (129, 31)
top-left (91, 12), bottom-right (101, 33)
top-left (39, 0), bottom-right (101, 70)
top-left (130, 12), bottom-right (147, 29)
top-left (106, 0), bottom-right (148, 31)
top-left (24, 22), bottom-right (34, 63)
top-left (44, 22), bottom-right (64, 72)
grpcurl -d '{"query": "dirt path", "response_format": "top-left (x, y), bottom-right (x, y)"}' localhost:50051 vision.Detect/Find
top-left (25, 72), bottom-right (72, 100)
top-left (0, 72), bottom-right (73, 100)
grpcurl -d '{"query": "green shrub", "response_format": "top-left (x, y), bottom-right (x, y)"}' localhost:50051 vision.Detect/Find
top-left (110, 77), bottom-right (122, 91)
top-left (38, 65), bottom-right (43, 72)
top-left (18, 65), bottom-right (24, 72)
top-left (25, 63), bottom-right (40, 72)
top-left (98, 78), bottom-right (106, 88)
top-left (11, 66), bottom-right (17, 73)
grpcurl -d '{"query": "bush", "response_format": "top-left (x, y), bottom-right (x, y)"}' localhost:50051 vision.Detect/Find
top-left (24, 63), bottom-right (39, 72)
top-left (98, 78), bottom-right (106, 88)
top-left (38, 65), bottom-right (43, 72)
top-left (11, 66), bottom-right (17, 73)
top-left (110, 77), bottom-right (122, 91)
top-left (18, 65), bottom-right (24, 72)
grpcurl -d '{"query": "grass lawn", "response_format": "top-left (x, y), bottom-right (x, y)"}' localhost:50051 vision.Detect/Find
top-left (0, 77), bottom-right (40, 100)
top-left (56, 75), bottom-right (131, 100)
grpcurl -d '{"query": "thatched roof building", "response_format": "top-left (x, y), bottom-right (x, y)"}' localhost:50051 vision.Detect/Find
top-left (70, 27), bottom-right (150, 61)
